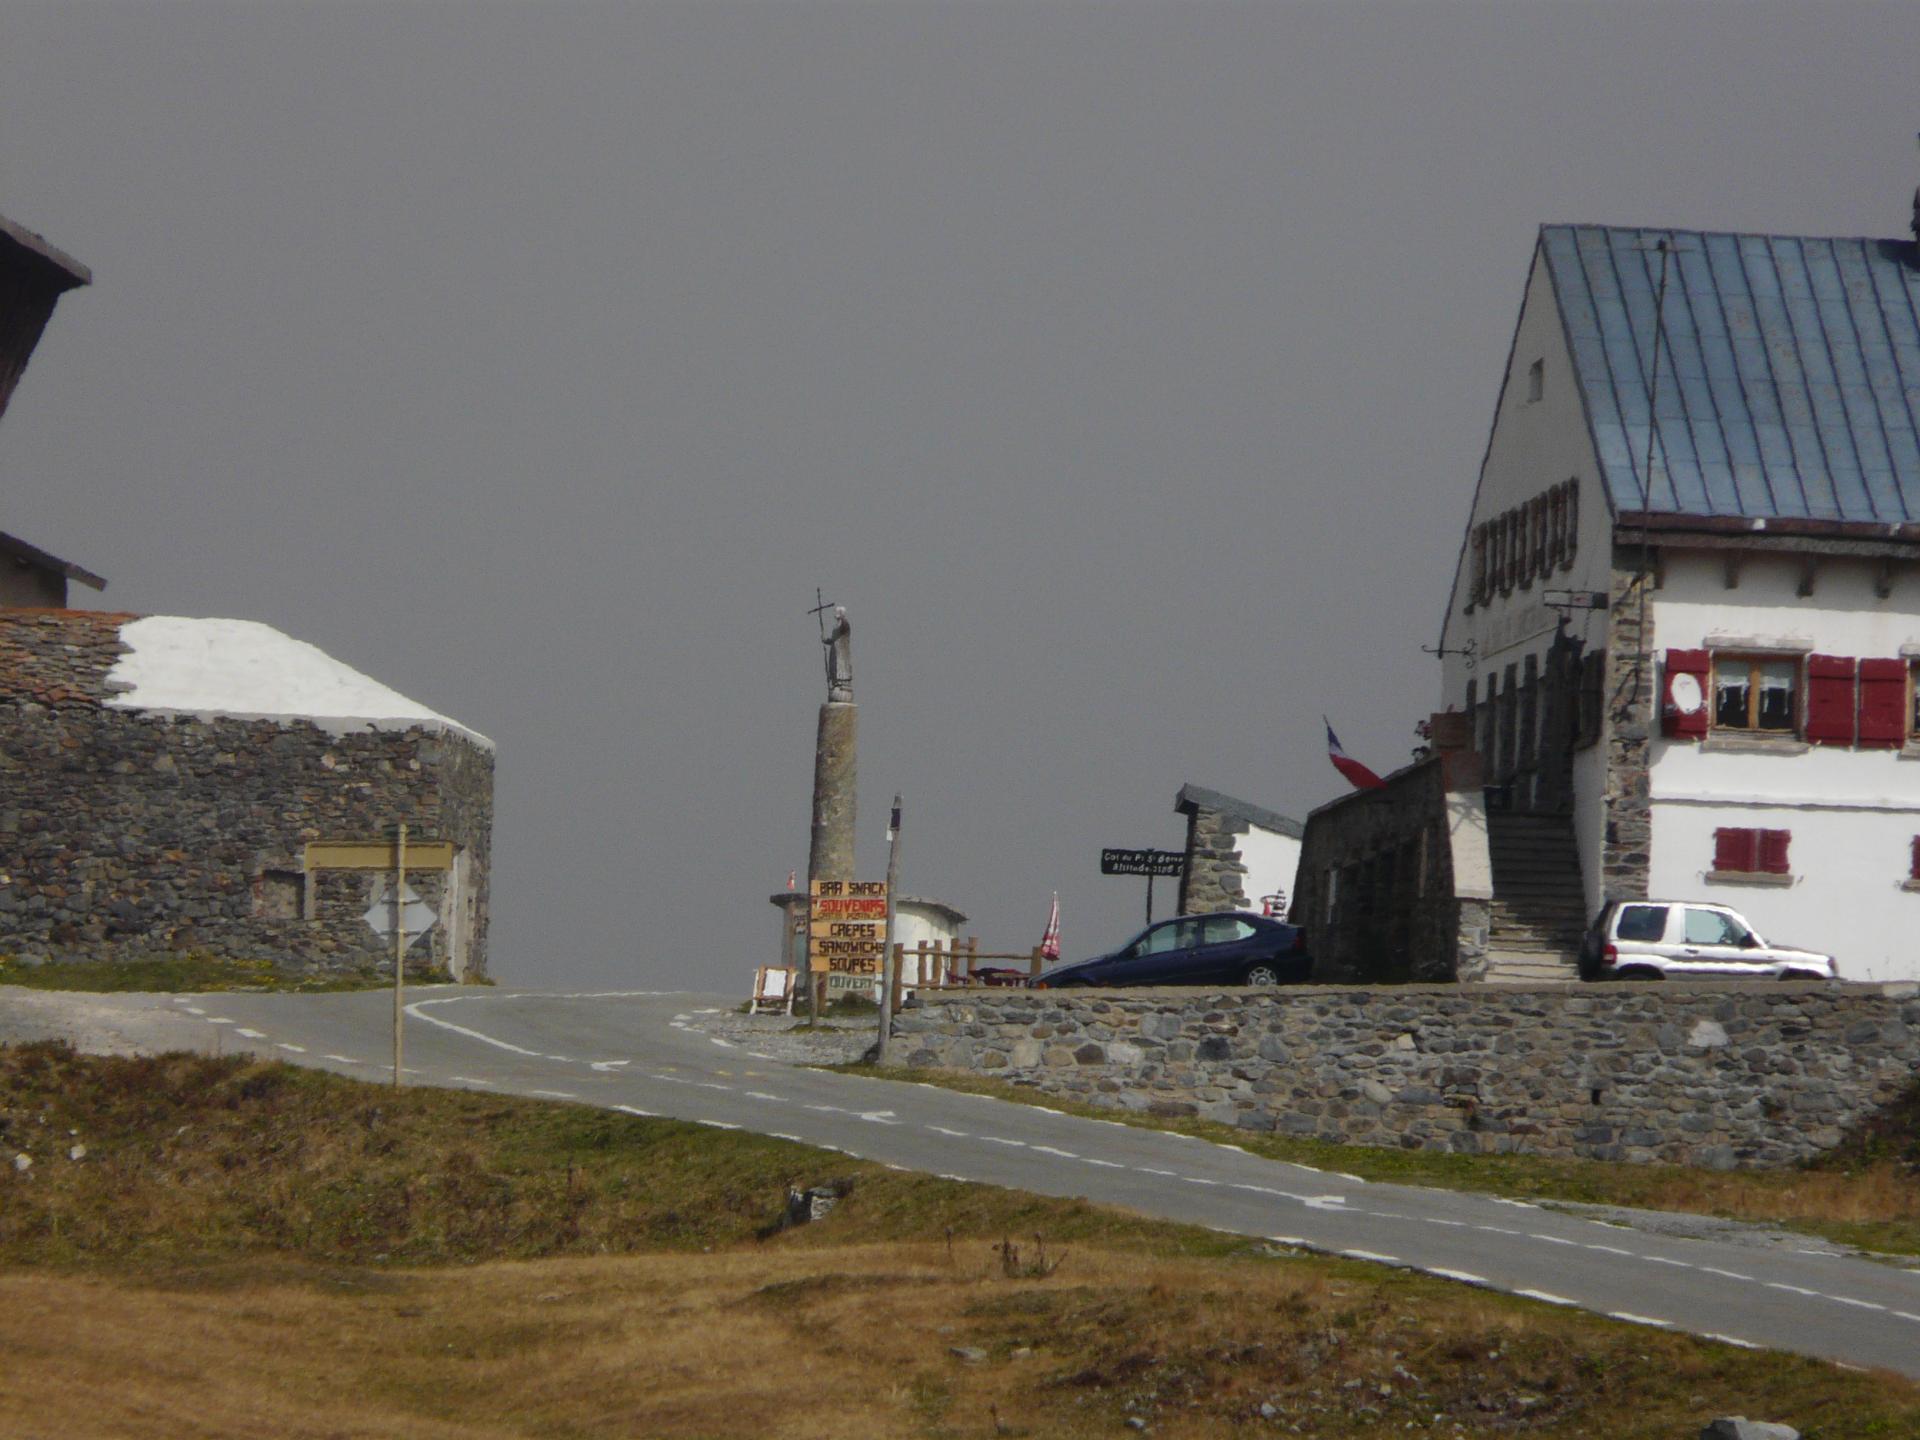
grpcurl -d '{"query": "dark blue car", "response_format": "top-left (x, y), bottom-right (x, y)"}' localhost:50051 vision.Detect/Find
top-left (1031, 912), bottom-right (1311, 989)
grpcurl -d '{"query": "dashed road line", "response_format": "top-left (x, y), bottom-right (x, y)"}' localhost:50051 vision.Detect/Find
top-left (1515, 1289), bottom-right (1577, 1306)
top-left (277, 1043), bottom-right (306, 1054)
top-left (613, 1104), bottom-right (657, 1117)
top-left (324, 1054), bottom-right (360, 1065)
top-left (235, 1028), bottom-right (266, 1039)
top-left (1340, 1249), bottom-right (1399, 1264)
top-left (1608, 1312), bottom-right (1673, 1329)
top-left (1427, 1268), bottom-right (1488, 1285)
top-left (1704, 1333), bottom-right (1761, 1349)
top-left (529, 1089), bottom-right (578, 1099)
top-left (982, 1137), bottom-right (1027, 1147)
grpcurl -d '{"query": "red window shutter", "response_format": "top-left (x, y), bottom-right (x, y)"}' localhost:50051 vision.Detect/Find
top-left (1758, 829), bottom-right (1791, 875)
top-left (1713, 827), bottom-right (1757, 873)
top-left (1662, 649), bottom-right (1711, 738)
top-left (1910, 836), bottom-right (1920, 882)
top-left (1805, 654), bottom-right (1857, 745)
top-left (1857, 658), bottom-right (1907, 747)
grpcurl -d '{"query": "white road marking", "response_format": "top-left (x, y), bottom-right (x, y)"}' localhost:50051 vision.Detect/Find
top-left (1476, 1225), bottom-right (1523, 1236)
top-left (857, 1111), bottom-right (901, 1125)
top-left (276, 1043), bottom-right (306, 1054)
top-left (1582, 1243), bottom-right (1633, 1256)
top-left (450, 1076), bottom-right (493, 1086)
top-left (749, 1053), bottom-right (775, 1060)
top-left (589, 1060), bottom-right (630, 1072)
top-left (404, 999), bottom-right (546, 1056)
top-left (1428, 1268), bottom-right (1487, 1285)
top-left (1700, 1266), bottom-right (1752, 1281)
top-left (1829, 1296), bottom-right (1886, 1312)
top-left (1302, 1195), bottom-right (1348, 1210)
top-left (927, 1125), bottom-right (969, 1138)
top-left (1182, 1177), bottom-right (1219, 1186)
top-left (710, 1037), bottom-right (736, 1049)
top-left (613, 1104), bottom-right (657, 1117)
top-left (693, 1081), bottom-right (733, 1091)
top-left (1137, 1166), bottom-right (1177, 1177)
top-left (1424, 1218), bottom-right (1468, 1228)
top-left (1515, 1290), bottom-right (1577, 1306)
top-left (982, 1137), bottom-right (1027, 1147)
top-left (206, 1018), bottom-right (234, 1025)
top-left (692, 1008), bottom-right (722, 1014)
top-left (182, 1006), bottom-right (206, 1016)
top-left (234, 1028), bottom-right (266, 1039)
top-left (1766, 1282), bottom-right (1820, 1298)
top-left (745, 1091), bottom-right (782, 1102)
top-left (1704, 1334), bottom-right (1762, 1350)
top-left (1895, 1311), bottom-right (1920, 1325)
top-left (771, 1133), bottom-right (803, 1142)
top-left (324, 1054), bottom-right (360, 1065)
top-left (698, 1119), bottom-right (741, 1130)
top-left (530, 1089), bottom-right (578, 1099)
top-left (1081, 1157), bottom-right (1124, 1169)
top-left (1529, 1233), bottom-right (1579, 1246)
top-left (1609, 1313), bottom-right (1673, 1329)
top-left (1340, 1249), bottom-right (1399, 1264)
top-left (545, 1055), bottom-right (573, 1063)
top-left (1644, 1255), bottom-right (1693, 1269)
top-left (1031, 1146), bottom-right (1079, 1159)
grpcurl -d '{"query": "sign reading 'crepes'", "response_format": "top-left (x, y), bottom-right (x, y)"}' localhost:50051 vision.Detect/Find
top-left (809, 879), bottom-right (889, 987)
top-left (1099, 848), bottom-right (1184, 877)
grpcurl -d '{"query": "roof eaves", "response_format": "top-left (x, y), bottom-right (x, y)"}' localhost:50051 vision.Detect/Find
top-left (1174, 782), bottom-right (1303, 839)
top-left (0, 531), bottom-right (107, 591)
top-left (0, 213), bottom-right (91, 290)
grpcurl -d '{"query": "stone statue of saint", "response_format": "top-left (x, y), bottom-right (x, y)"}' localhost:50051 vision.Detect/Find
top-left (824, 606), bottom-right (853, 702)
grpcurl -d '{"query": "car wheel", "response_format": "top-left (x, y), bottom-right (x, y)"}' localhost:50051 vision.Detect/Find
top-left (1615, 966), bottom-right (1663, 981)
top-left (1242, 962), bottom-right (1282, 987)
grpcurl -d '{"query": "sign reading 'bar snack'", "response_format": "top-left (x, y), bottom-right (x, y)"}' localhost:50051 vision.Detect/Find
top-left (809, 879), bottom-right (889, 984)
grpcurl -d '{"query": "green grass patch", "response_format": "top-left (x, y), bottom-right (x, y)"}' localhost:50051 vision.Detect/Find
top-left (842, 1064), bottom-right (1920, 1257)
top-left (0, 952), bottom-right (442, 994)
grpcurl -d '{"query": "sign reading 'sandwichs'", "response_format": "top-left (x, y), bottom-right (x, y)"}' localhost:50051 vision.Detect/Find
top-left (809, 880), bottom-right (888, 994)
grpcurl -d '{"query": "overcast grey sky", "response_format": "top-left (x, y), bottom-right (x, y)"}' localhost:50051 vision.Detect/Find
top-left (1, 2), bottom-right (1914, 986)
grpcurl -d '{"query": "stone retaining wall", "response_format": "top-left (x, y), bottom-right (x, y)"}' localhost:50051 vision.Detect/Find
top-left (888, 983), bottom-right (1920, 1168)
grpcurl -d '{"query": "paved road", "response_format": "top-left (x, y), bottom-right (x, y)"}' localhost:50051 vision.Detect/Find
top-left (46, 984), bottom-right (1920, 1380)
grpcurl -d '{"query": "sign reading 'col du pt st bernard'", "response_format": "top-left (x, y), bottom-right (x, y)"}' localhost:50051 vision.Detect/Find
top-left (809, 879), bottom-right (888, 995)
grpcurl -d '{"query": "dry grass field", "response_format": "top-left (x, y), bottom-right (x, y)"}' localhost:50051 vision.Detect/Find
top-left (3, 1042), bottom-right (1918, 1438)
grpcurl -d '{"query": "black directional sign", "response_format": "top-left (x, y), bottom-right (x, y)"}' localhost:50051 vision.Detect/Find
top-left (1099, 848), bottom-right (1184, 877)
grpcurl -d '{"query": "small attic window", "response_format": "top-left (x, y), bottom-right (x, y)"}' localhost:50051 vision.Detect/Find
top-left (1527, 358), bottom-right (1544, 403)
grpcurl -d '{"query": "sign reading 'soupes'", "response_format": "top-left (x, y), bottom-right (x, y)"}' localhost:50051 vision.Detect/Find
top-left (809, 879), bottom-right (888, 992)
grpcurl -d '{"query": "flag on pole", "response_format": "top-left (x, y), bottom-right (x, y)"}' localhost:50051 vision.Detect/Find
top-left (1039, 892), bottom-right (1061, 961)
top-left (1325, 719), bottom-right (1387, 791)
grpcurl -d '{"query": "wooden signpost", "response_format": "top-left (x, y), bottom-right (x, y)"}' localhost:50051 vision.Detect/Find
top-left (809, 879), bottom-right (888, 997)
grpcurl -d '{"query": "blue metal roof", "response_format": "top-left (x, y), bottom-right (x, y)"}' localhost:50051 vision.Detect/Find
top-left (1541, 225), bottom-right (1920, 524)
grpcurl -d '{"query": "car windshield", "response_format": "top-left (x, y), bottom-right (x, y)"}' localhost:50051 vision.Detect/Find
top-left (1614, 905), bottom-right (1668, 943)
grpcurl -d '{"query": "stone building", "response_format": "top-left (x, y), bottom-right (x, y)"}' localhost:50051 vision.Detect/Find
top-left (1302, 213), bottom-right (1920, 983)
top-left (1174, 783), bottom-right (1302, 917)
top-left (0, 609), bottom-right (493, 980)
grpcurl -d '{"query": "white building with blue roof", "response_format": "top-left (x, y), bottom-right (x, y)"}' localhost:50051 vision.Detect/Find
top-left (1442, 218), bottom-right (1920, 982)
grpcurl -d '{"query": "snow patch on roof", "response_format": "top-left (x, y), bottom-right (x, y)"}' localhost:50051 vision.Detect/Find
top-left (105, 616), bottom-right (491, 749)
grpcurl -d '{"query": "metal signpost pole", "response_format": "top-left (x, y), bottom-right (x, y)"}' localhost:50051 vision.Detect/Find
top-left (393, 822), bottom-right (407, 1089)
top-left (876, 794), bottom-right (901, 1064)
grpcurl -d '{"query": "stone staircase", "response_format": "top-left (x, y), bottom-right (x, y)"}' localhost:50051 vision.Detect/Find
top-left (1483, 812), bottom-right (1586, 983)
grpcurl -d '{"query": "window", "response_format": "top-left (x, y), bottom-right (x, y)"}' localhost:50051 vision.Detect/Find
top-left (1615, 905), bottom-right (1668, 942)
top-left (1575, 648), bottom-right (1605, 749)
top-left (1712, 655), bottom-right (1798, 733)
top-left (1527, 358), bottom-right (1544, 402)
top-left (1682, 907), bottom-right (1752, 947)
top-left (1139, 921), bottom-right (1195, 955)
top-left (1202, 916), bottom-right (1256, 944)
top-left (253, 870), bottom-right (304, 920)
top-left (1712, 827), bottom-right (1790, 877)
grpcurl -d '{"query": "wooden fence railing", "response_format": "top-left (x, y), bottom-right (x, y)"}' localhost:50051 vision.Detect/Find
top-left (887, 939), bottom-right (1046, 1014)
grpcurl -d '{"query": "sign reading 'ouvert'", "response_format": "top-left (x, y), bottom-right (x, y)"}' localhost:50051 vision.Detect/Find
top-left (809, 879), bottom-right (888, 993)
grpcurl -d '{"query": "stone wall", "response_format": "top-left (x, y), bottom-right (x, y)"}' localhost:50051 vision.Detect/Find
top-left (0, 610), bottom-right (493, 980)
top-left (1177, 803), bottom-right (1253, 914)
top-left (1601, 553), bottom-right (1653, 900)
top-left (1292, 760), bottom-right (1462, 982)
top-left (888, 982), bottom-right (1920, 1168)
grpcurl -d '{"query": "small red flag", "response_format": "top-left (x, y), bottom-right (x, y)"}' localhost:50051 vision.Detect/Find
top-left (1039, 892), bottom-right (1061, 961)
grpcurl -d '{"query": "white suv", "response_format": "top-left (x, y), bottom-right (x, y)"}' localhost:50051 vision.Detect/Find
top-left (1577, 900), bottom-right (1837, 982)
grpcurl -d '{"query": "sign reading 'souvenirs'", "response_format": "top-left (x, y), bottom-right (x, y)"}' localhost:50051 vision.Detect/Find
top-left (809, 879), bottom-right (888, 994)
